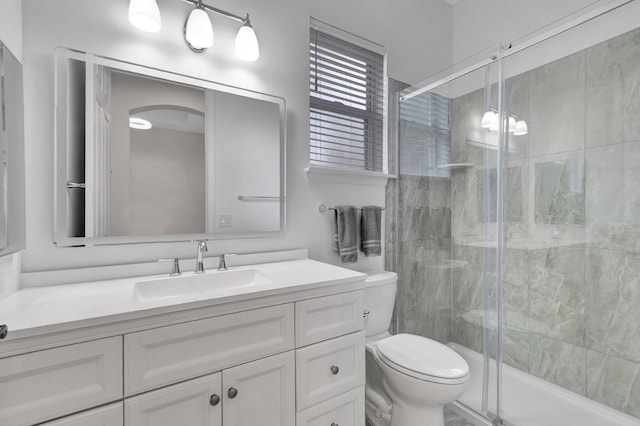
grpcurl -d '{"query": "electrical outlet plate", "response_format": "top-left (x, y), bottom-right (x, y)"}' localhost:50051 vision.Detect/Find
top-left (219, 215), bottom-right (232, 227)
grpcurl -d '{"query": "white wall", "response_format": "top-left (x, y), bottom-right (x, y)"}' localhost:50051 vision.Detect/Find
top-left (20, 0), bottom-right (452, 276)
top-left (451, 0), bottom-right (600, 64)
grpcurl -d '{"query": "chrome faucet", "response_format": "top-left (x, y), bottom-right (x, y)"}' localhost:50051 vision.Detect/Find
top-left (195, 240), bottom-right (208, 274)
top-left (218, 253), bottom-right (237, 271)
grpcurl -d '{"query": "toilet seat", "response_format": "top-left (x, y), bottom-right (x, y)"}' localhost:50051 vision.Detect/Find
top-left (376, 334), bottom-right (469, 385)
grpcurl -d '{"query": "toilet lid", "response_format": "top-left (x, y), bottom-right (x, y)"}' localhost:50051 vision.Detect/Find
top-left (376, 334), bottom-right (469, 381)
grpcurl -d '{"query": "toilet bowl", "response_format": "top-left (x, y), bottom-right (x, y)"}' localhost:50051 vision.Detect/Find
top-left (364, 272), bottom-right (469, 426)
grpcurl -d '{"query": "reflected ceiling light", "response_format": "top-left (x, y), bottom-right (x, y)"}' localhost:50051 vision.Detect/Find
top-left (481, 111), bottom-right (497, 129)
top-left (128, 0), bottom-right (260, 61)
top-left (129, 117), bottom-right (152, 130)
top-left (514, 120), bottom-right (528, 136)
top-left (481, 109), bottom-right (527, 135)
top-left (128, 0), bottom-right (162, 33)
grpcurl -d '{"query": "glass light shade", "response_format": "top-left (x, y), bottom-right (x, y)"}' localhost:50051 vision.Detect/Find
top-left (235, 23), bottom-right (260, 61)
top-left (128, 0), bottom-right (161, 33)
top-left (185, 7), bottom-right (214, 50)
top-left (481, 111), bottom-right (496, 129)
top-left (514, 120), bottom-right (528, 135)
top-left (508, 116), bottom-right (517, 133)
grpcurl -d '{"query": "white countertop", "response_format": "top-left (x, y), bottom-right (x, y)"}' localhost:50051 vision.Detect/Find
top-left (0, 258), bottom-right (366, 344)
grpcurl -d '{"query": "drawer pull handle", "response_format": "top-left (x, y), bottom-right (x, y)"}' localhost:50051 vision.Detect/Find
top-left (330, 365), bottom-right (340, 375)
top-left (228, 387), bottom-right (238, 399)
top-left (0, 325), bottom-right (7, 340)
top-left (209, 394), bottom-right (221, 406)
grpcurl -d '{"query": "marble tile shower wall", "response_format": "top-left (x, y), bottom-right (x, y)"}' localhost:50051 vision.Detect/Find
top-left (386, 174), bottom-right (453, 345)
top-left (448, 27), bottom-right (640, 418)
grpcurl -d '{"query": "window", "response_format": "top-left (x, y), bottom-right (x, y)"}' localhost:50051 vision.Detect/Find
top-left (399, 92), bottom-right (451, 178)
top-left (309, 24), bottom-right (385, 172)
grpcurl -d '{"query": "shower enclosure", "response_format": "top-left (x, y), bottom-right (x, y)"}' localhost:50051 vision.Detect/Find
top-left (387, 1), bottom-right (640, 424)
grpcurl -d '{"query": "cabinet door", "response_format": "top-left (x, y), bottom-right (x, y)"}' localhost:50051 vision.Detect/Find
top-left (125, 373), bottom-right (221, 426)
top-left (0, 336), bottom-right (123, 426)
top-left (42, 403), bottom-right (123, 426)
top-left (222, 351), bottom-right (295, 426)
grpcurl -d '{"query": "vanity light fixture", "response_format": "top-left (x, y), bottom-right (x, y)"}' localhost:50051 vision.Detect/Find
top-left (128, 0), bottom-right (260, 61)
top-left (481, 109), bottom-right (528, 135)
top-left (129, 117), bottom-right (153, 130)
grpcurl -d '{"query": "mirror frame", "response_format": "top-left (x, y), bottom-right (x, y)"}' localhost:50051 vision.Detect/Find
top-left (53, 48), bottom-right (286, 247)
top-left (0, 40), bottom-right (26, 256)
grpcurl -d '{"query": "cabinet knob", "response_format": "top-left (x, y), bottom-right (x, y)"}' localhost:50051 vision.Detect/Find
top-left (331, 423), bottom-right (339, 426)
top-left (209, 394), bottom-right (220, 406)
top-left (0, 325), bottom-right (7, 340)
top-left (330, 365), bottom-right (339, 375)
top-left (228, 387), bottom-right (238, 399)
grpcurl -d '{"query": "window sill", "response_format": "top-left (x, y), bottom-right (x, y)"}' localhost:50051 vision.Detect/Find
top-left (305, 166), bottom-right (395, 186)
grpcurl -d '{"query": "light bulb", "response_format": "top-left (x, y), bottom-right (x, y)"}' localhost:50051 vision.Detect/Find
top-left (481, 111), bottom-right (496, 129)
top-left (185, 7), bottom-right (214, 50)
top-left (514, 120), bottom-right (528, 135)
top-left (129, 0), bottom-right (161, 33)
top-left (235, 23), bottom-right (260, 61)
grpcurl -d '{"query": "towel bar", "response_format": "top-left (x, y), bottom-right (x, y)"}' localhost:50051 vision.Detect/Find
top-left (318, 204), bottom-right (385, 212)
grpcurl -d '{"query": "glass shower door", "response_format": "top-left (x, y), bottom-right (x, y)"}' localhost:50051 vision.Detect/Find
top-left (397, 51), bottom-right (507, 424)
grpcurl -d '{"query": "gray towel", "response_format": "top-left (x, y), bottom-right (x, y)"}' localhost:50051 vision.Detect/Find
top-left (333, 206), bottom-right (358, 264)
top-left (361, 206), bottom-right (382, 257)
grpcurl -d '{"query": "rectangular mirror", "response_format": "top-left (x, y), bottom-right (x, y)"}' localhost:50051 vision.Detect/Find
top-left (0, 40), bottom-right (26, 256)
top-left (54, 48), bottom-right (286, 246)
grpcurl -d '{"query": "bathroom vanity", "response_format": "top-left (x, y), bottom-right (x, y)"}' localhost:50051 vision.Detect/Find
top-left (0, 255), bottom-right (366, 426)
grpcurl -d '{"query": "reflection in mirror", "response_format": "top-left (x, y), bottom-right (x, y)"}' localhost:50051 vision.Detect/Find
top-left (0, 41), bottom-right (26, 255)
top-left (54, 48), bottom-right (285, 246)
top-left (534, 158), bottom-right (584, 225)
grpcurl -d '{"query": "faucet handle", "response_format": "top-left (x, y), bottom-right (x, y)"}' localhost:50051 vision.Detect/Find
top-left (218, 253), bottom-right (237, 271)
top-left (158, 258), bottom-right (181, 276)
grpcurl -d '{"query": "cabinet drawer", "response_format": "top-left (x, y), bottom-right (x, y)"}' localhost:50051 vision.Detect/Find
top-left (296, 332), bottom-right (365, 410)
top-left (125, 372), bottom-right (221, 426)
top-left (125, 304), bottom-right (294, 395)
top-left (42, 403), bottom-right (123, 426)
top-left (295, 291), bottom-right (364, 347)
top-left (0, 336), bottom-right (123, 426)
top-left (296, 387), bottom-right (364, 426)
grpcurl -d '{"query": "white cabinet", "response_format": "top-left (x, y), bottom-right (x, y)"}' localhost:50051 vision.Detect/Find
top-left (125, 304), bottom-right (294, 395)
top-left (294, 292), bottom-right (365, 426)
top-left (223, 351), bottom-right (295, 426)
top-left (296, 387), bottom-right (364, 426)
top-left (1, 288), bottom-right (365, 426)
top-left (296, 332), bottom-right (365, 410)
top-left (125, 351), bottom-right (295, 426)
top-left (125, 373), bottom-right (222, 426)
top-left (295, 290), bottom-right (363, 347)
top-left (42, 403), bottom-right (123, 426)
top-left (0, 337), bottom-right (123, 426)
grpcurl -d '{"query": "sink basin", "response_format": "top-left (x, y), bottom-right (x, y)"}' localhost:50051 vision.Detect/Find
top-left (133, 269), bottom-right (274, 302)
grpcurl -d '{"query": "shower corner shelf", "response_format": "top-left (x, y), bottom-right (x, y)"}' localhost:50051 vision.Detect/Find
top-left (437, 163), bottom-right (474, 171)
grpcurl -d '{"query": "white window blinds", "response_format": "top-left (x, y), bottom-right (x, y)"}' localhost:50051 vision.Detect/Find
top-left (309, 28), bottom-right (385, 172)
top-left (399, 92), bottom-right (451, 178)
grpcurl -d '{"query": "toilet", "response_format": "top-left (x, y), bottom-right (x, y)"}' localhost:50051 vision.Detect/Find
top-left (364, 271), bottom-right (469, 426)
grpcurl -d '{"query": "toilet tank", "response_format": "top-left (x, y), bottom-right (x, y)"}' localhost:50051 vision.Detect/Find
top-left (364, 271), bottom-right (398, 338)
